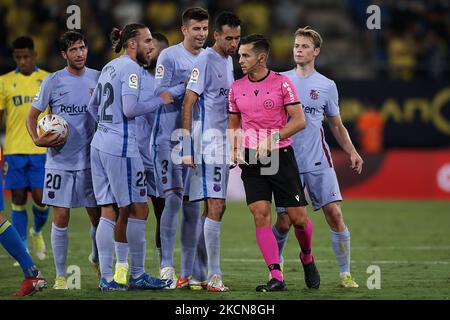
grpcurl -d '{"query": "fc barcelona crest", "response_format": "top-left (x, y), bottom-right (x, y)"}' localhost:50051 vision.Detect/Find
top-left (310, 89), bottom-right (319, 100)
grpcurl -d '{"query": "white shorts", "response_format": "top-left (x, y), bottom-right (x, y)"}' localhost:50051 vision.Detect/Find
top-left (43, 168), bottom-right (97, 208)
top-left (154, 148), bottom-right (191, 197)
top-left (189, 163), bottom-right (229, 202)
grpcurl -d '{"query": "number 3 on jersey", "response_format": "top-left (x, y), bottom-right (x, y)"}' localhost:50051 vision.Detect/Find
top-left (97, 82), bottom-right (114, 123)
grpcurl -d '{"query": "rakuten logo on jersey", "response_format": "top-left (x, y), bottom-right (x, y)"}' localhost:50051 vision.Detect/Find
top-left (302, 104), bottom-right (316, 115)
top-left (59, 104), bottom-right (88, 115)
top-left (219, 88), bottom-right (229, 96)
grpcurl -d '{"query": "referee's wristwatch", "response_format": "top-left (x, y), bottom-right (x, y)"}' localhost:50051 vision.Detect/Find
top-left (272, 131), bottom-right (281, 143)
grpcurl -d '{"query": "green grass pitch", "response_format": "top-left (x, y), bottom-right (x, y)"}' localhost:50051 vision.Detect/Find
top-left (1, 199), bottom-right (449, 300)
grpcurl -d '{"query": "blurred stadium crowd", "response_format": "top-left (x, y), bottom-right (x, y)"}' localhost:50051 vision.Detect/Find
top-left (0, 0), bottom-right (449, 80)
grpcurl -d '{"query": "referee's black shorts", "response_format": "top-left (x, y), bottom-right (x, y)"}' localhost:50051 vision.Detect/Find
top-left (239, 146), bottom-right (308, 208)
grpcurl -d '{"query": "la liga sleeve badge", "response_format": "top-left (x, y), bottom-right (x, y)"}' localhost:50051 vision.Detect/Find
top-left (129, 73), bottom-right (138, 89)
top-left (189, 67), bottom-right (200, 84)
top-left (155, 64), bottom-right (164, 79)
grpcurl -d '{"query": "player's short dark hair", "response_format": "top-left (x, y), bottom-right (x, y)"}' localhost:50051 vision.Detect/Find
top-left (240, 34), bottom-right (270, 55)
top-left (110, 23), bottom-right (148, 53)
top-left (182, 7), bottom-right (209, 26)
top-left (215, 11), bottom-right (241, 32)
top-left (59, 31), bottom-right (86, 52)
top-left (152, 32), bottom-right (169, 48)
top-left (12, 36), bottom-right (34, 50)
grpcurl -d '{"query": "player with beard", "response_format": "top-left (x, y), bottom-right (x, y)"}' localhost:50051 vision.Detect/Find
top-left (153, 7), bottom-right (209, 288)
top-left (88, 23), bottom-right (173, 291)
top-left (112, 33), bottom-right (171, 286)
top-left (181, 11), bottom-right (241, 291)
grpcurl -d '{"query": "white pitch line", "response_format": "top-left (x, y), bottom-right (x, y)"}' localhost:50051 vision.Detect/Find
top-left (348, 246), bottom-right (450, 251)
top-left (222, 258), bottom-right (450, 265)
top-left (220, 246), bottom-right (450, 252)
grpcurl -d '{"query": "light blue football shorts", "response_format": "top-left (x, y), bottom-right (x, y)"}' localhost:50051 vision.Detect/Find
top-left (90, 146), bottom-right (147, 208)
top-left (43, 168), bottom-right (97, 208)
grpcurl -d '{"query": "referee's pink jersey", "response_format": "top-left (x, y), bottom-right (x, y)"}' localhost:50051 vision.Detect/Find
top-left (228, 70), bottom-right (301, 149)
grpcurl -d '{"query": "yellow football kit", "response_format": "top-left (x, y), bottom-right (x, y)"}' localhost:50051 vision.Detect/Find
top-left (0, 66), bottom-right (49, 155)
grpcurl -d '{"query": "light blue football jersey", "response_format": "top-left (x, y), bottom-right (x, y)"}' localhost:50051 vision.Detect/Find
top-left (90, 54), bottom-right (142, 158)
top-left (135, 70), bottom-right (157, 169)
top-left (153, 43), bottom-right (203, 150)
top-left (283, 69), bottom-right (340, 173)
top-left (186, 47), bottom-right (234, 162)
top-left (32, 67), bottom-right (100, 170)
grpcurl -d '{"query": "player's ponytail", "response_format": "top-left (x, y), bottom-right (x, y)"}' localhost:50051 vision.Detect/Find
top-left (110, 27), bottom-right (123, 53)
top-left (110, 23), bottom-right (147, 54)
